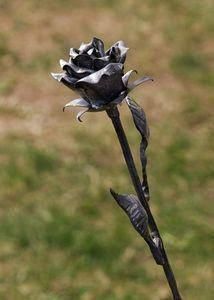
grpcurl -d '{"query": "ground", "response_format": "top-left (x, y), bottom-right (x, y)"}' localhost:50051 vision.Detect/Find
top-left (0, 1), bottom-right (213, 299)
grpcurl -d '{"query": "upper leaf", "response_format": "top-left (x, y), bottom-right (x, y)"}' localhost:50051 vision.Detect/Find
top-left (126, 97), bottom-right (150, 201)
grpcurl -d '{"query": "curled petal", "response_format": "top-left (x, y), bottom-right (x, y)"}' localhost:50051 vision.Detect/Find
top-left (61, 75), bottom-right (77, 89)
top-left (51, 72), bottom-right (77, 89)
top-left (59, 59), bottom-right (66, 68)
top-left (106, 40), bottom-right (126, 54)
top-left (92, 37), bottom-right (105, 57)
top-left (63, 98), bottom-right (90, 112)
top-left (69, 48), bottom-right (80, 58)
top-left (115, 40), bottom-right (126, 47)
top-left (76, 108), bottom-right (89, 122)
top-left (79, 37), bottom-right (105, 58)
top-left (79, 41), bottom-right (93, 54)
top-left (109, 46), bottom-right (121, 63)
top-left (87, 48), bottom-right (97, 56)
top-left (122, 70), bottom-right (137, 87)
top-left (115, 41), bottom-right (129, 63)
top-left (106, 40), bottom-right (129, 63)
top-left (51, 72), bottom-right (64, 82)
top-left (128, 76), bottom-right (154, 91)
top-left (63, 98), bottom-right (90, 122)
top-left (60, 59), bottom-right (93, 79)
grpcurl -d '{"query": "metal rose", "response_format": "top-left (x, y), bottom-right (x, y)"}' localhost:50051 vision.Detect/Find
top-left (51, 37), bottom-right (153, 121)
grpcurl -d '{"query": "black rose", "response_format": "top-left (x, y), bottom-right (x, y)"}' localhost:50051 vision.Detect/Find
top-left (51, 37), bottom-right (152, 121)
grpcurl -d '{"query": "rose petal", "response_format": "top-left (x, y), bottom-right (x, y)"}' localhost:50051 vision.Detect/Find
top-left (72, 54), bottom-right (94, 69)
top-left (51, 72), bottom-right (64, 82)
top-left (77, 38), bottom-right (105, 57)
top-left (115, 41), bottom-right (129, 63)
top-left (106, 40), bottom-right (129, 63)
top-left (106, 41), bottom-right (120, 55)
top-left (61, 75), bottom-right (78, 89)
top-left (87, 48), bottom-right (96, 56)
top-left (51, 72), bottom-right (77, 89)
top-left (69, 48), bottom-right (80, 58)
top-left (60, 59), bottom-right (93, 79)
top-left (79, 41), bottom-right (93, 53)
top-left (92, 37), bottom-right (105, 57)
top-left (108, 46), bottom-right (121, 63)
top-left (75, 63), bottom-right (126, 103)
top-left (76, 63), bottom-right (123, 85)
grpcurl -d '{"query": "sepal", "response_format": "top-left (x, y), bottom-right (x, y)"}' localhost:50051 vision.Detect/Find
top-left (63, 98), bottom-right (90, 112)
top-left (127, 76), bottom-right (153, 91)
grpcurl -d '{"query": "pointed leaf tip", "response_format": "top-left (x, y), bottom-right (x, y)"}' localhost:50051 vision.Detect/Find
top-left (128, 76), bottom-right (154, 91)
top-left (110, 190), bottom-right (149, 238)
top-left (59, 59), bottom-right (67, 68)
top-left (51, 72), bottom-right (64, 82)
top-left (110, 188), bottom-right (117, 196)
top-left (76, 109), bottom-right (89, 122)
top-left (63, 98), bottom-right (90, 112)
top-left (126, 97), bottom-right (150, 201)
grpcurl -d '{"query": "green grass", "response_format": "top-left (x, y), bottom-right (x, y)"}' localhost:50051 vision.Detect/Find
top-left (0, 0), bottom-right (213, 299)
top-left (171, 52), bottom-right (213, 86)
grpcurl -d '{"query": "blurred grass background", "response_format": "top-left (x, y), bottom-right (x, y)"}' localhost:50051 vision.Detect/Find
top-left (0, 0), bottom-right (213, 299)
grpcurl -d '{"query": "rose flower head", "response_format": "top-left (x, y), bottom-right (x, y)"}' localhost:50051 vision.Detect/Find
top-left (51, 37), bottom-right (153, 121)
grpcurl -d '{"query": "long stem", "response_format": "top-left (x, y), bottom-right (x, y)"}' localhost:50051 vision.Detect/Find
top-left (107, 106), bottom-right (182, 300)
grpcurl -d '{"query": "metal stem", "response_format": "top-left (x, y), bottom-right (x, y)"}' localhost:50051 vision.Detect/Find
top-left (107, 106), bottom-right (182, 300)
